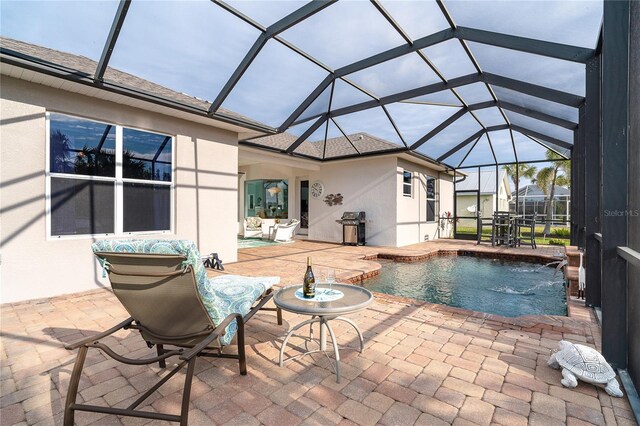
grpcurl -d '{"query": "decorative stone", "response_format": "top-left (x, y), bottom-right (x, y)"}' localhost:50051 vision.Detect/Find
top-left (548, 340), bottom-right (623, 397)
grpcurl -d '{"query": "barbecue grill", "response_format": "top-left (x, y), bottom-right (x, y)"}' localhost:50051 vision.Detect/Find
top-left (336, 211), bottom-right (366, 246)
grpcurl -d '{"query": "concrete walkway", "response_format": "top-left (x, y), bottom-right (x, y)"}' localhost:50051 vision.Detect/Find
top-left (0, 240), bottom-right (636, 425)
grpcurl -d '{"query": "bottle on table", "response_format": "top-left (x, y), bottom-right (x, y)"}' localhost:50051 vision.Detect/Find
top-left (303, 256), bottom-right (316, 298)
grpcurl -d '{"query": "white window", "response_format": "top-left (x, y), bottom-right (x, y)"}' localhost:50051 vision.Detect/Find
top-left (403, 170), bottom-right (412, 197)
top-left (46, 112), bottom-right (173, 238)
top-left (426, 176), bottom-right (437, 222)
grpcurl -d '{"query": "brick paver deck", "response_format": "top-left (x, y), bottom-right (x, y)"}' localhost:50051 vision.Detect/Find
top-left (1, 240), bottom-right (637, 425)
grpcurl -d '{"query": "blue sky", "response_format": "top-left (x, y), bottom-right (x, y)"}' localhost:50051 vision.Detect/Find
top-left (0, 0), bottom-right (601, 168)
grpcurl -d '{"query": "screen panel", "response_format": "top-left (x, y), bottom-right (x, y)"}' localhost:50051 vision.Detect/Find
top-left (417, 112), bottom-right (483, 159)
top-left (225, 1), bottom-right (308, 27)
top-left (378, 0), bottom-right (450, 41)
top-left (279, 1), bottom-right (406, 69)
top-left (506, 111), bottom-right (574, 144)
top-left (330, 78), bottom-right (376, 111)
top-left (472, 107), bottom-right (507, 128)
top-left (386, 103), bottom-right (463, 145)
top-left (460, 134), bottom-right (495, 167)
top-left (346, 53), bottom-right (440, 98)
top-left (333, 107), bottom-right (405, 149)
top-left (493, 86), bottom-right (579, 123)
top-left (222, 39), bottom-right (329, 127)
top-left (123, 183), bottom-right (171, 232)
top-left (0, 0), bottom-right (119, 66)
top-left (109, 0), bottom-right (260, 103)
top-left (454, 83), bottom-right (495, 104)
top-left (421, 39), bottom-right (478, 80)
top-left (446, 0), bottom-right (602, 48)
top-left (468, 41), bottom-right (586, 96)
top-left (50, 178), bottom-right (115, 236)
top-left (487, 129), bottom-right (517, 164)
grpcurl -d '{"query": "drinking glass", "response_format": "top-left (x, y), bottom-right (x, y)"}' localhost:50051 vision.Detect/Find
top-left (325, 268), bottom-right (336, 292)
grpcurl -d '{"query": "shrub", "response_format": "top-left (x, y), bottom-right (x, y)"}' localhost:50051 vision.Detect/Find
top-left (551, 227), bottom-right (571, 238)
top-left (548, 238), bottom-right (568, 246)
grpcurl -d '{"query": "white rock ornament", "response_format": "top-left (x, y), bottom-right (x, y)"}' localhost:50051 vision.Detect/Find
top-left (548, 340), bottom-right (623, 397)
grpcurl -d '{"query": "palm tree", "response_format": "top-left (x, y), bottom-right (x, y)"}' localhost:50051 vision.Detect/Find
top-left (536, 151), bottom-right (571, 235)
top-left (503, 164), bottom-right (538, 191)
top-left (50, 130), bottom-right (72, 172)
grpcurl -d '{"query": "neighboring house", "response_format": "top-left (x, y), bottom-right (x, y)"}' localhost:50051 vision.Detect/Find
top-left (511, 184), bottom-right (571, 224)
top-left (454, 169), bottom-right (512, 219)
top-left (1, 37), bottom-right (454, 303)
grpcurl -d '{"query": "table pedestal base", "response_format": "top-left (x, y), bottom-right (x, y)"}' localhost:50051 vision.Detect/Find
top-left (279, 315), bottom-right (364, 383)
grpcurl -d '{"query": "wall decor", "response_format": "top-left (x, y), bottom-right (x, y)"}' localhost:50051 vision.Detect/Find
top-left (310, 180), bottom-right (324, 198)
top-left (324, 193), bottom-right (343, 206)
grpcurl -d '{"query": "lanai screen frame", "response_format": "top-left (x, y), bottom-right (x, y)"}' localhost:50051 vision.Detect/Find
top-left (0, 0), bottom-right (594, 169)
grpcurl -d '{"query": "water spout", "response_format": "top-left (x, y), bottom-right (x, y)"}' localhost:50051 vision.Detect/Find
top-left (533, 260), bottom-right (567, 277)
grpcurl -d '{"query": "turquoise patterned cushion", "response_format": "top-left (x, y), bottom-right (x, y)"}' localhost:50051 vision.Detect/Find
top-left (205, 275), bottom-right (279, 344)
top-left (92, 239), bottom-right (278, 345)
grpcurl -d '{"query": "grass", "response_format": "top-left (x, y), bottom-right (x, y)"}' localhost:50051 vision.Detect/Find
top-left (455, 225), bottom-right (571, 246)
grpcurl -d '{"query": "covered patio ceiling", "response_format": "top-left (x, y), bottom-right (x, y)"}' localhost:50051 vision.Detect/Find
top-left (0, 0), bottom-right (602, 169)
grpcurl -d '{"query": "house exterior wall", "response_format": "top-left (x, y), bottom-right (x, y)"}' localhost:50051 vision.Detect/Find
top-left (308, 157), bottom-right (398, 246)
top-left (0, 76), bottom-right (239, 303)
top-left (238, 156), bottom-right (454, 247)
top-left (396, 158), bottom-right (454, 246)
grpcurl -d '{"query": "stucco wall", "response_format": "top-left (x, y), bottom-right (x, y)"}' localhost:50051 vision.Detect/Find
top-left (396, 159), bottom-right (454, 246)
top-left (0, 76), bottom-right (238, 303)
top-left (308, 157), bottom-right (398, 246)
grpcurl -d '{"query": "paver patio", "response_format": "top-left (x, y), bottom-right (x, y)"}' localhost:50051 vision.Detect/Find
top-left (1, 240), bottom-right (637, 425)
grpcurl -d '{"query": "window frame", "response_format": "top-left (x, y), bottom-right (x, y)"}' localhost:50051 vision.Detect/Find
top-left (402, 170), bottom-right (413, 197)
top-left (45, 112), bottom-right (174, 240)
top-left (244, 179), bottom-right (289, 219)
top-left (426, 175), bottom-right (437, 223)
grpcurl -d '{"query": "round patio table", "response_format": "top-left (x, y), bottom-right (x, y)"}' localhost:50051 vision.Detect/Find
top-left (274, 284), bottom-right (373, 383)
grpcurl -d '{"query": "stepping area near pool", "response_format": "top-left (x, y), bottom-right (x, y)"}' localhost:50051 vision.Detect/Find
top-left (1, 240), bottom-right (636, 425)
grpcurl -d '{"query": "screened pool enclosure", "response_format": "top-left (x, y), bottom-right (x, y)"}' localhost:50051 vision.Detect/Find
top-left (1, 0), bottom-right (597, 167)
top-left (1, 0), bottom-right (639, 411)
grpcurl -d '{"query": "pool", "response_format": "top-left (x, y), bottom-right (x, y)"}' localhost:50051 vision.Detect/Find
top-left (363, 256), bottom-right (566, 317)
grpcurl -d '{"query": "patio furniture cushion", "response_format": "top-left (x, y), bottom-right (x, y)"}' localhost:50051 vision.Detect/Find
top-left (92, 239), bottom-right (278, 345)
top-left (245, 216), bottom-right (262, 230)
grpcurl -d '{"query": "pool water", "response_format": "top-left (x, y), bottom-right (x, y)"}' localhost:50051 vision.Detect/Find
top-left (363, 256), bottom-right (567, 317)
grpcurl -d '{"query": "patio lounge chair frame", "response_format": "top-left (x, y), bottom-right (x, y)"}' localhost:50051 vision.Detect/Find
top-left (63, 252), bottom-right (282, 426)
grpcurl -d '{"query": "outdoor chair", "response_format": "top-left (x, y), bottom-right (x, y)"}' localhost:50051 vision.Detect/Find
top-left (272, 219), bottom-right (300, 242)
top-left (243, 216), bottom-right (263, 238)
top-left (491, 211), bottom-right (514, 247)
top-left (516, 213), bottom-right (538, 249)
top-left (63, 239), bottom-right (282, 426)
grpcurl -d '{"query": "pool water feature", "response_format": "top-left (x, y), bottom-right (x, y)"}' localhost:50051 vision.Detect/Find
top-left (363, 256), bottom-right (567, 317)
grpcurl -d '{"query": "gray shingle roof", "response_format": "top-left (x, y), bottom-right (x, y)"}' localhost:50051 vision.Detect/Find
top-left (0, 36), bottom-right (265, 128)
top-left (249, 131), bottom-right (400, 159)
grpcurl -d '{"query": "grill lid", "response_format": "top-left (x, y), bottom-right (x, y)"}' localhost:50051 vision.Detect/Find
top-left (336, 211), bottom-right (366, 224)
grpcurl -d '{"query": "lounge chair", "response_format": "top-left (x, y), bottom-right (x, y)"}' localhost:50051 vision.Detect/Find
top-left (273, 219), bottom-right (300, 242)
top-left (243, 216), bottom-right (263, 238)
top-left (63, 239), bottom-right (282, 426)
